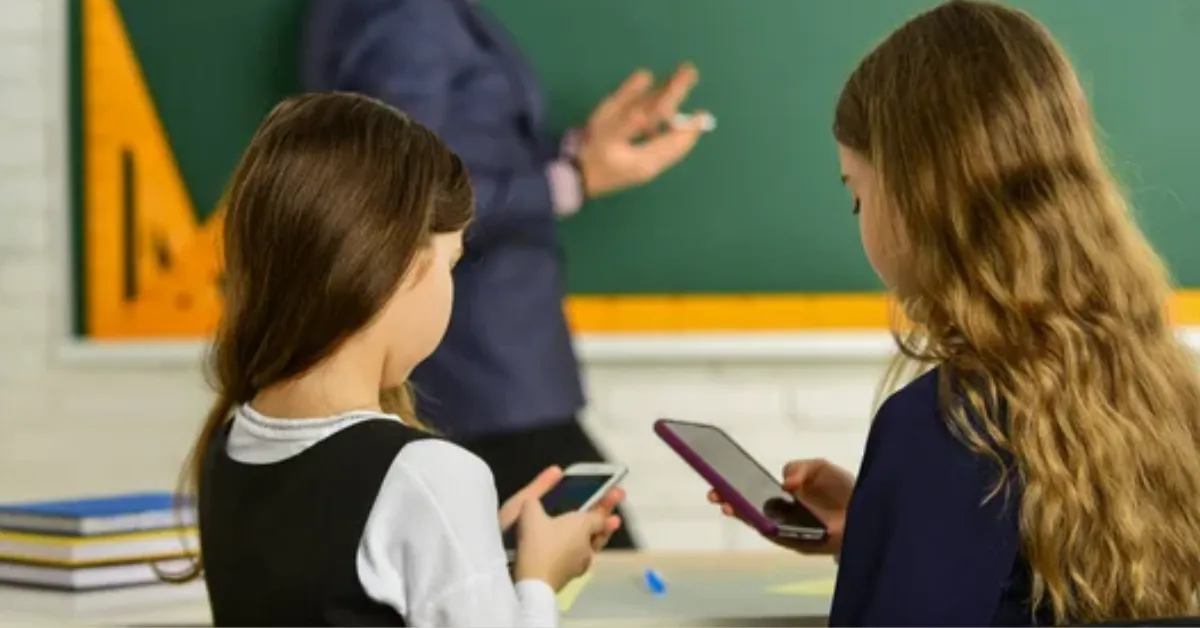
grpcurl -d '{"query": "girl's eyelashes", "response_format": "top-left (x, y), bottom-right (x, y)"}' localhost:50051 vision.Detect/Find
top-left (852, 199), bottom-right (861, 216)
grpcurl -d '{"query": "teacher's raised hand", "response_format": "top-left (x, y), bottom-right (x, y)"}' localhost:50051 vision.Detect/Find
top-left (577, 63), bottom-right (711, 199)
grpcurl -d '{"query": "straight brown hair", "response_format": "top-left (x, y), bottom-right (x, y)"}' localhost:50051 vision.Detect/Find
top-left (162, 92), bottom-right (473, 582)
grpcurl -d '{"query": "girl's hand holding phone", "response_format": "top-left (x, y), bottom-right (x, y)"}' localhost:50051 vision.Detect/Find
top-left (498, 465), bottom-right (626, 534)
top-left (504, 463), bottom-right (625, 590)
top-left (708, 458), bottom-right (854, 555)
top-left (513, 499), bottom-right (616, 591)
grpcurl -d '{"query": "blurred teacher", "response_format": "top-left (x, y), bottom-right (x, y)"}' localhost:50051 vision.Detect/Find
top-left (302, 0), bottom-right (707, 548)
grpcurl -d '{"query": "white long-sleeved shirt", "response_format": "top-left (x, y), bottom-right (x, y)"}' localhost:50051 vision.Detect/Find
top-left (225, 405), bottom-right (559, 627)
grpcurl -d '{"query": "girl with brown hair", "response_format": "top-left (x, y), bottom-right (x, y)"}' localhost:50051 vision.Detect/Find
top-left (166, 92), bottom-right (624, 627)
top-left (714, 1), bottom-right (1200, 624)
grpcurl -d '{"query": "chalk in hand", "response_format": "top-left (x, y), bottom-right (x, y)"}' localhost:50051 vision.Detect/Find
top-left (672, 112), bottom-right (716, 132)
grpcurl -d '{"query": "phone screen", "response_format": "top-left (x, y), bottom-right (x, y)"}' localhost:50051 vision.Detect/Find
top-left (666, 422), bottom-right (825, 531)
top-left (540, 473), bottom-right (614, 516)
top-left (504, 472), bottom-right (616, 554)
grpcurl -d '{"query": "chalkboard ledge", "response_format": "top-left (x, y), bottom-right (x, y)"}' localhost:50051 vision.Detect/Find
top-left (55, 333), bottom-right (895, 366)
top-left (56, 328), bottom-right (1200, 365)
top-left (575, 332), bottom-right (895, 363)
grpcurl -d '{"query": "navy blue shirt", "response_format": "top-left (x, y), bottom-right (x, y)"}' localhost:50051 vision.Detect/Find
top-left (302, 0), bottom-right (584, 438)
top-left (830, 368), bottom-right (1043, 626)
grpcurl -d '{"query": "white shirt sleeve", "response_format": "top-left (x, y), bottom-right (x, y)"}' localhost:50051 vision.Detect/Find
top-left (354, 439), bottom-right (559, 628)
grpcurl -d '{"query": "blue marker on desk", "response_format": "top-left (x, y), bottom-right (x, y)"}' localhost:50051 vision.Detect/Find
top-left (644, 568), bottom-right (667, 596)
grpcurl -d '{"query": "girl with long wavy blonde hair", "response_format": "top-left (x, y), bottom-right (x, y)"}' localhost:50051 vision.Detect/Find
top-left (711, 1), bottom-right (1200, 624)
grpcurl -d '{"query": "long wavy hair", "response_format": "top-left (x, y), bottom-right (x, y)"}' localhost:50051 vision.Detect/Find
top-left (161, 92), bottom-right (474, 583)
top-left (835, 1), bottom-right (1200, 622)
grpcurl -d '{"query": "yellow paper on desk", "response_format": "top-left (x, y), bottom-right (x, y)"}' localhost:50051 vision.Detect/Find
top-left (767, 576), bottom-right (836, 596)
top-left (556, 571), bottom-right (594, 612)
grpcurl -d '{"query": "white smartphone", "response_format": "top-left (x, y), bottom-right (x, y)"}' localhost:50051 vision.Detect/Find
top-left (540, 462), bottom-right (628, 516)
top-left (504, 462), bottom-right (627, 563)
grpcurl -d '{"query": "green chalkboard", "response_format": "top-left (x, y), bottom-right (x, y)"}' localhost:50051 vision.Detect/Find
top-left (107, 0), bottom-right (1200, 295)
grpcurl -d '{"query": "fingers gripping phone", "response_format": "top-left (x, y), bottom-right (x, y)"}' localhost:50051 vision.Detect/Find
top-left (504, 462), bottom-right (627, 562)
top-left (540, 462), bottom-right (628, 516)
top-left (654, 418), bottom-right (827, 542)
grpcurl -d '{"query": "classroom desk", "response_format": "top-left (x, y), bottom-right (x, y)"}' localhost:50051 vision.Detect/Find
top-left (0, 551), bottom-right (837, 627)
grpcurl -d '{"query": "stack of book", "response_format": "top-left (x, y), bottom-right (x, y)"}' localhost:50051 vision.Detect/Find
top-left (0, 492), bottom-right (197, 591)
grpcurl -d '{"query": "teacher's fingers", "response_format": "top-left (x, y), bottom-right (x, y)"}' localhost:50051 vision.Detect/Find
top-left (647, 62), bottom-right (699, 124)
top-left (592, 69), bottom-right (654, 130)
top-left (635, 120), bottom-right (705, 173)
top-left (613, 63), bottom-right (700, 139)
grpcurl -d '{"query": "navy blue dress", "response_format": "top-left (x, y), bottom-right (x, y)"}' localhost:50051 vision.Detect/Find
top-left (829, 368), bottom-right (1045, 626)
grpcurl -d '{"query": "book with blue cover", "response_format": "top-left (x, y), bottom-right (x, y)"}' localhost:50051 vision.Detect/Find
top-left (0, 492), bottom-right (193, 537)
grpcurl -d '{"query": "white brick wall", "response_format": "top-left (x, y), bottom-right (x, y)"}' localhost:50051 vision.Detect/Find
top-left (581, 361), bottom-right (881, 549)
top-left (0, 0), bottom-right (885, 551)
